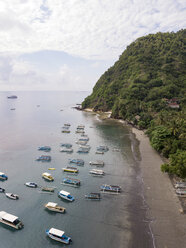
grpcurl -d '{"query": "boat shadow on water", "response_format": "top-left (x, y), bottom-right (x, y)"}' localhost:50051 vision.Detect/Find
top-left (0, 223), bottom-right (18, 232)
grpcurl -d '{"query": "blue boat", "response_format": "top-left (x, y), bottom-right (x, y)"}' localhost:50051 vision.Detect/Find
top-left (61, 143), bottom-right (72, 148)
top-left (77, 148), bottom-right (89, 153)
top-left (100, 184), bottom-right (121, 193)
top-left (38, 146), bottom-right (51, 152)
top-left (63, 177), bottom-right (81, 186)
top-left (58, 190), bottom-right (74, 201)
top-left (69, 158), bottom-right (84, 165)
top-left (46, 228), bottom-right (72, 244)
top-left (96, 146), bottom-right (109, 152)
top-left (36, 155), bottom-right (51, 162)
top-left (0, 172), bottom-right (8, 181)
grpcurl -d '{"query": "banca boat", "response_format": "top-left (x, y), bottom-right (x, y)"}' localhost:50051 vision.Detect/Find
top-left (62, 166), bottom-right (79, 173)
top-left (96, 146), bottom-right (109, 152)
top-left (69, 158), bottom-right (84, 165)
top-left (89, 160), bottom-right (104, 166)
top-left (45, 202), bottom-right (65, 213)
top-left (25, 182), bottom-right (37, 188)
top-left (36, 155), bottom-right (51, 162)
top-left (41, 187), bottom-right (55, 192)
top-left (100, 184), bottom-right (121, 193)
top-left (75, 130), bottom-right (85, 134)
top-left (95, 151), bottom-right (104, 154)
top-left (78, 137), bottom-right (89, 141)
top-left (7, 95), bottom-right (17, 99)
top-left (64, 123), bottom-right (71, 126)
top-left (176, 189), bottom-right (186, 196)
top-left (63, 177), bottom-right (81, 186)
top-left (0, 187), bottom-right (5, 193)
top-left (60, 148), bottom-right (73, 153)
top-left (89, 169), bottom-right (105, 176)
top-left (77, 147), bottom-right (89, 153)
top-left (58, 190), bottom-right (74, 201)
top-left (5, 193), bottom-right (19, 200)
top-left (38, 146), bottom-right (51, 152)
top-left (61, 130), bottom-right (70, 133)
top-left (175, 182), bottom-right (186, 189)
top-left (42, 172), bottom-right (54, 181)
top-left (85, 193), bottom-right (101, 200)
top-left (46, 227), bottom-right (72, 244)
top-left (60, 143), bottom-right (72, 148)
top-left (0, 172), bottom-right (8, 181)
top-left (0, 211), bottom-right (23, 229)
top-left (75, 140), bottom-right (88, 145)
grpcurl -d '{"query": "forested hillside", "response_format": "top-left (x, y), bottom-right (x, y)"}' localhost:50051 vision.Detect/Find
top-left (82, 29), bottom-right (186, 178)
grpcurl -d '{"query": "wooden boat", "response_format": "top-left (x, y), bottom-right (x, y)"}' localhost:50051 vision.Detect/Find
top-left (64, 123), bottom-right (71, 126)
top-left (48, 168), bottom-right (55, 170)
top-left (69, 158), bottom-right (84, 166)
top-left (45, 202), bottom-right (65, 213)
top-left (0, 172), bottom-right (8, 181)
top-left (85, 193), bottom-right (101, 200)
top-left (41, 187), bottom-right (55, 192)
top-left (25, 182), bottom-right (37, 188)
top-left (95, 151), bottom-right (104, 154)
top-left (38, 146), bottom-right (51, 152)
top-left (89, 169), bottom-right (105, 176)
top-left (0, 187), bottom-right (5, 193)
top-left (62, 166), bottom-right (78, 173)
top-left (42, 172), bottom-right (54, 181)
top-left (5, 193), bottom-right (19, 200)
top-left (0, 211), bottom-right (23, 229)
top-left (75, 130), bottom-right (85, 134)
top-left (63, 177), bottom-right (80, 186)
top-left (36, 155), bottom-right (51, 162)
top-left (46, 228), bottom-right (72, 244)
top-left (58, 190), bottom-right (74, 201)
top-left (100, 184), bottom-right (121, 193)
top-left (89, 160), bottom-right (104, 166)
top-left (60, 148), bottom-right (73, 153)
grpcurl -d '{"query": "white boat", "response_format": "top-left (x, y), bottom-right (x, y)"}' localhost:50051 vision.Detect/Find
top-left (25, 182), bottom-right (37, 188)
top-left (45, 202), bottom-right (65, 213)
top-left (42, 172), bottom-right (54, 181)
top-left (5, 193), bottom-right (19, 200)
top-left (0, 211), bottom-right (23, 229)
top-left (89, 169), bottom-right (105, 176)
top-left (46, 228), bottom-right (71, 244)
top-left (60, 148), bottom-right (73, 153)
top-left (58, 190), bottom-right (74, 201)
top-left (175, 182), bottom-right (186, 189)
top-left (89, 160), bottom-right (104, 166)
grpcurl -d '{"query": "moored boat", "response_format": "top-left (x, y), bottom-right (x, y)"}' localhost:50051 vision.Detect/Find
top-left (0, 172), bottom-right (8, 181)
top-left (175, 182), bottom-right (186, 189)
top-left (89, 169), bottom-right (105, 176)
top-left (38, 146), bottom-right (51, 152)
top-left (0, 211), bottom-right (23, 229)
top-left (62, 166), bottom-right (79, 173)
top-left (100, 184), bottom-right (121, 193)
top-left (41, 187), bottom-right (55, 192)
top-left (64, 123), bottom-right (71, 127)
top-left (7, 95), bottom-right (17, 99)
top-left (45, 202), bottom-right (65, 213)
top-left (42, 172), bottom-right (54, 181)
top-left (46, 227), bottom-right (71, 244)
top-left (60, 143), bottom-right (72, 148)
top-left (69, 158), bottom-right (84, 166)
top-left (5, 193), bottom-right (19, 200)
top-left (61, 130), bottom-right (70, 133)
top-left (58, 190), bottom-right (74, 201)
top-left (176, 189), bottom-right (186, 196)
top-left (89, 160), bottom-right (104, 166)
top-left (96, 146), bottom-right (109, 152)
top-left (25, 182), bottom-right (37, 188)
top-left (0, 187), bottom-right (5, 193)
top-left (63, 177), bottom-right (81, 186)
top-left (77, 147), bottom-right (89, 153)
top-left (36, 155), bottom-right (51, 162)
top-left (60, 148), bottom-right (73, 153)
top-left (95, 151), bottom-right (104, 154)
top-left (85, 193), bottom-right (101, 200)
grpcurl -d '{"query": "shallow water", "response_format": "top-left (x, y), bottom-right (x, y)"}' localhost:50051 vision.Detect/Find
top-left (0, 91), bottom-right (153, 248)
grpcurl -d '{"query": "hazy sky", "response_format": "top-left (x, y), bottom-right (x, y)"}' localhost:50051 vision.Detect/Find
top-left (0, 0), bottom-right (185, 91)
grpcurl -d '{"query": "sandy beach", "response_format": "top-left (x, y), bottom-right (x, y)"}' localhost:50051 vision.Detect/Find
top-left (132, 127), bottom-right (186, 248)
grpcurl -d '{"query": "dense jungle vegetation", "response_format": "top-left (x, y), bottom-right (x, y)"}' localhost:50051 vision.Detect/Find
top-left (82, 29), bottom-right (186, 178)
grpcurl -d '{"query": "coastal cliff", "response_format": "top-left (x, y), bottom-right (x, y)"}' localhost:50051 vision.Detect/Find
top-left (82, 29), bottom-right (186, 178)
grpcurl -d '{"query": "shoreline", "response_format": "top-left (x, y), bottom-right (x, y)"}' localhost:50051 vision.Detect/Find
top-left (131, 127), bottom-right (186, 248)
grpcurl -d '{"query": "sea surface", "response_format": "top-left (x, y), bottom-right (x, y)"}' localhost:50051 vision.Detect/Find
top-left (0, 91), bottom-right (153, 248)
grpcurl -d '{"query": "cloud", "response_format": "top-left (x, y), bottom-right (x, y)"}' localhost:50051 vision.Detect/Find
top-left (0, 0), bottom-right (185, 60)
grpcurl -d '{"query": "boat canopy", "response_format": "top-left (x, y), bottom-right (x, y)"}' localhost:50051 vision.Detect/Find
top-left (43, 172), bottom-right (51, 177)
top-left (0, 211), bottom-right (18, 223)
top-left (46, 202), bottom-right (57, 208)
top-left (59, 190), bottom-right (70, 196)
top-left (49, 228), bottom-right (64, 237)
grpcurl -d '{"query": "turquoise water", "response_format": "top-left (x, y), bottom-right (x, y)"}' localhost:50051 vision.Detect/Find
top-left (0, 91), bottom-right (152, 248)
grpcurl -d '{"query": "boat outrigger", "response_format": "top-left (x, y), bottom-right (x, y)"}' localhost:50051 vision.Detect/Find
top-left (62, 177), bottom-right (81, 187)
top-left (85, 193), bottom-right (101, 200)
top-left (42, 172), bottom-right (54, 181)
top-left (100, 184), bottom-right (121, 193)
top-left (62, 166), bottom-right (79, 173)
top-left (0, 172), bottom-right (8, 181)
top-left (45, 202), bottom-right (65, 213)
top-left (46, 227), bottom-right (72, 244)
top-left (0, 211), bottom-right (23, 229)
top-left (36, 155), bottom-right (51, 162)
top-left (58, 190), bottom-right (74, 201)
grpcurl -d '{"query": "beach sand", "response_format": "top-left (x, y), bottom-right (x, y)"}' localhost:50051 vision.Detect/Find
top-left (132, 127), bottom-right (186, 248)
